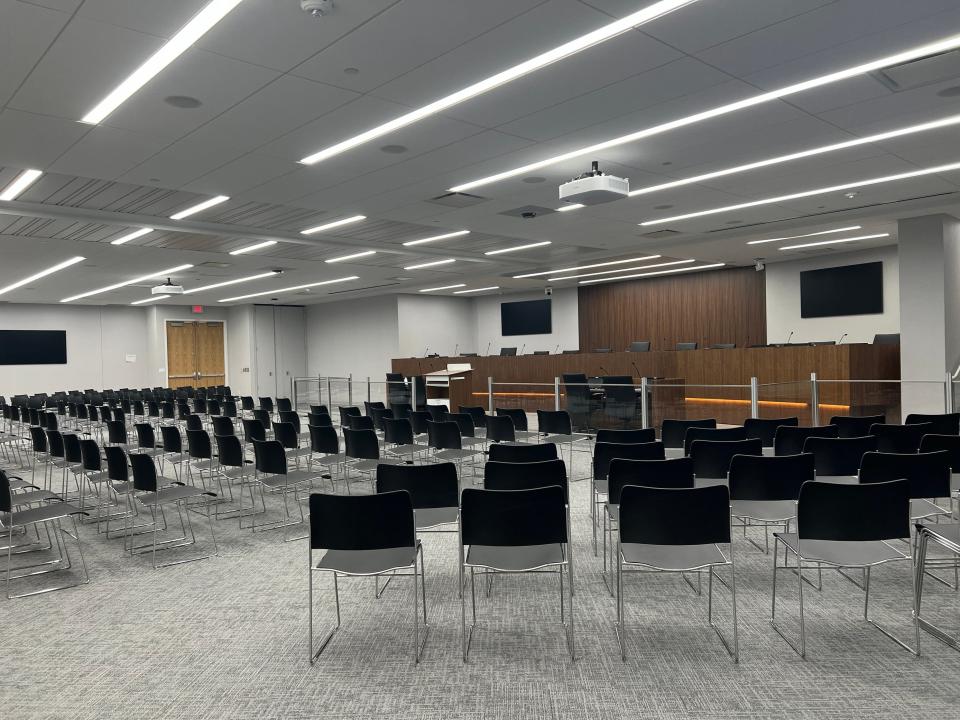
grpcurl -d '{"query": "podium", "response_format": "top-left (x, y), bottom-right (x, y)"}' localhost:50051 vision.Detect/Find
top-left (424, 367), bottom-right (474, 410)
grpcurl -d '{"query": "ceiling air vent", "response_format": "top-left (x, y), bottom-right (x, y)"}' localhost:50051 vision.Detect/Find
top-left (326, 282), bottom-right (401, 295)
top-left (870, 48), bottom-right (960, 91)
top-left (425, 192), bottom-right (487, 208)
top-left (498, 205), bottom-right (556, 219)
top-left (640, 229), bottom-right (681, 239)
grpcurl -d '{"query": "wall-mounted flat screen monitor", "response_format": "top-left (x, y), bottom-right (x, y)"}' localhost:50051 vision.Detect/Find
top-left (800, 262), bottom-right (883, 318)
top-left (501, 299), bottom-right (552, 336)
top-left (0, 330), bottom-right (67, 364)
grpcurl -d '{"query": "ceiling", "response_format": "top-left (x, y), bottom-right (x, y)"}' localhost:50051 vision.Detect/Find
top-left (1, 0), bottom-right (960, 306)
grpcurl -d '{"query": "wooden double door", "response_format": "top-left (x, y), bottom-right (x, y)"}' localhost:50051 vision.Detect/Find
top-left (166, 320), bottom-right (226, 389)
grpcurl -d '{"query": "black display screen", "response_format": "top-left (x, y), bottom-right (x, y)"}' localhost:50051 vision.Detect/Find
top-left (0, 330), bottom-right (68, 364)
top-left (500, 299), bottom-right (552, 336)
top-left (800, 262), bottom-right (883, 318)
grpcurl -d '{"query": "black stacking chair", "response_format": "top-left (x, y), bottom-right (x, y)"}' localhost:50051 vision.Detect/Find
top-left (259, 397), bottom-right (275, 415)
top-left (363, 401), bottom-right (386, 417)
top-left (859, 451), bottom-right (952, 524)
top-left (595, 428), bottom-right (656, 444)
top-left (591, 441), bottom-right (665, 555)
top-left (774, 424), bottom-right (838, 456)
top-left (485, 415), bottom-right (516, 444)
top-left (906, 412), bottom-right (960, 435)
top-left (369, 407), bottom-right (393, 433)
top-left (601, 376), bottom-right (640, 427)
top-left (343, 428), bottom-right (400, 490)
top-left (408, 410), bottom-right (431, 439)
top-left (377, 462), bottom-right (459, 533)
top-left (134, 422), bottom-right (164, 459)
top-left (616, 484), bottom-right (737, 662)
top-left (211, 415), bottom-right (236, 439)
top-left (459, 486), bottom-right (573, 661)
top-left (537, 409), bottom-right (591, 470)
top-left (273, 421), bottom-right (311, 467)
top-left (870, 423), bottom-right (933, 453)
top-left (426, 405), bottom-right (448, 423)
top-left (338, 406), bottom-right (361, 427)
top-left (307, 412), bottom-right (333, 428)
top-left (458, 406), bottom-right (488, 432)
top-left (185, 414), bottom-right (204, 433)
top-left (562, 373), bottom-right (601, 431)
top-left (252, 409), bottom-right (272, 435)
top-left (308, 491), bottom-right (427, 664)
top-left (915, 520), bottom-right (960, 650)
top-left (222, 400), bottom-right (238, 419)
top-left (443, 412), bottom-right (484, 449)
top-left (306, 424), bottom-right (345, 490)
top-left (241, 396), bottom-right (255, 415)
top-left (743, 417), bottom-right (799, 448)
top-left (689, 438), bottom-right (763, 482)
top-left (426, 421), bottom-right (481, 476)
top-left (661, 419), bottom-right (716, 453)
top-left (347, 413), bottom-right (375, 431)
top-left (487, 442), bottom-right (558, 463)
top-left (830, 414), bottom-right (885, 438)
top-left (683, 426), bottom-right (748, 456)
top-left (802, 435), bottom-right (878, 481)
top-left (213, 434), bottom-right (253, 519)
top-left (382, 418), bottom-right (428, 461)
top-left (390, 402), bottom-right (413, 421)
top-left (310, 404), bottom-right (330, 416)
top-left (242, 418), bottom-right (266, 445)
top-left (771, 480), bottom-right (917, 658)
top-left (494, 407), bottom-right (537, 441)
top-left (276, 398), bottom-right (293, 413)
top-left (246, 439), bottom-right (315, 534)
top-left (729, 453), bottom-right (815, 553)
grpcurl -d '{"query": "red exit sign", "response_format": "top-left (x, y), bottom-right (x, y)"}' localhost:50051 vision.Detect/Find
top-left (192, 305), bottom-right (204, 314)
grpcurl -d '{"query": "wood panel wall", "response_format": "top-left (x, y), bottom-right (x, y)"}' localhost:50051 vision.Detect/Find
top-left (577, 266), bottom-right (767, 352)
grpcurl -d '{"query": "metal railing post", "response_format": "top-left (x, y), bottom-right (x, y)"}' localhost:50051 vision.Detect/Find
top-left (290, 376), bottom-right (297, 410)
top-left (367, 376), bottom-right (371, 403)
top-left (554, 377), bottom-right (561, 411)
top-left (750, 376), bottom-right (759, 419)
top-left (946, 371), bottom-right (954, 414)
top-left (640, 377), bottom-right (650, 429)
top-left (411, 374), bottom-right (418, 412)
top-left (487, 376), bottom-right (493, 413)
top-left (810, 372), bottom-right (820, 425)
top-left (347, 373), bottom-right (353, 406)
top-left (326, 376), bottom-right (332, 408)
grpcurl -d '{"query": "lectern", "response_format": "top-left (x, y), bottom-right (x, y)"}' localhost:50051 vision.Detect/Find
top-left (423, 367), bottom-right (474, 410)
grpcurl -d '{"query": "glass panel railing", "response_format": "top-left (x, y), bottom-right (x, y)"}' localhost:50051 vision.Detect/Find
top-left (491, 382), bottom-right (557, 433)
top-left (649, 381), bottom-right (752, 428)
top-left (816, 380), bottom-right (946, 423)
top-left (292, 377), bottom-right (320, 412)
top-left (325, 377), bottom-right (353, 414)
top-left (757, 380), bottom-right (815, 426)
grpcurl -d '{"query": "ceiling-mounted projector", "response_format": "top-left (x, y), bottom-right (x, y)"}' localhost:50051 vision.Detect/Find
top-left (559, 161), bottom-right (628, 205)
top-left (152, 278), bottom-right (184, 295)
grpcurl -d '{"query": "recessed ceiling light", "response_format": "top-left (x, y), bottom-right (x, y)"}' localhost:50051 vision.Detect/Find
top-left (454, 286), bottom-right (500, 294)
top-left (580, 262), bottom-right (725, 284)
top-left (219, 276), bottom-right (359, 302)
top-left (778, 232), bottom-right (890, 250)
top-left (110, 227), bottom-right (153, 245)
top-left (301, 215), bottom-right (366, 235)
top-left (343, 67), bottom-right (360, 75)
top-left (654, 204), bottom-right (673, 210)
top-left (484, 240), bottom-right (551, 255)
top-left (937, 85), bottom-right (960, 97)
top-left (164, 95), bottom-right (202, 108)
top-left (61, 263), bottom-right (194, 303)
top-left (844, 191), bottom-right (859, 199)
top-left (0, 169), bottom-right (43, 201)
top-left (549, 259), bottom-right (695, 281)
top-left (170, 195), bottom-right (229, 220)
top-left (640, 160), bottom-right (960, 226)
top-left (513, 255), bottom-right (661, 279)
top-left (229, 240), bottom-right (277, 255)
top-left (131, 295), bottom-right (170, 305)
top-left (402, 230), bottom-right (470, 247)
top-left (747, 226), bottom-right (862, 245)
top-left (403, 258), bottom-right (456, 270)
top-left (81, 0), bottom-right (245, 124)
top-left (183, 271), bottom-right (280, 294)
top-left (0, 256), bottom-right (85, 296)
top-left (523, 176), bottom-right (546, 184)
top-left (448, 34), bottom-right (960, 192)
top-left (325, 250), bottom-right (377, 263)
top-left (556, 203), bottom-right (585, 212)
top-left (419, 283), bottom-right (466, 293)
top-left (299, 0), bottom-right (701, 165)
top-left (380, 144), bottom-right (408, 154)
top-left (661, 161), bottom-right (673, 166)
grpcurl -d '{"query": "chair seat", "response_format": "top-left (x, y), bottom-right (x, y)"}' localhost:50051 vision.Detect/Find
top-left (593, 478), bottom-right (608, 496)
top-left (414, 506), bottom-right (459, 529)
top-left (284, 447), bottom-right (314, 459)
top-left (917, 522), bottom-right (960, 553)
top-left (514, 430), bottom-right (538, 440)
top-left (388, 443), bottom-right (429, 456)
top-left (664, 447), bottom-right (685, 459)
top-left (191, 459), bottom-right (218, 471)
top-left (10, 489), bottom-right (60, 506)
top-left (6, 501), bottom-right (84, 526)
top-left (466, 543), bottom-right (564, 571)
top-left (315, 545), bottom-right (418, 575)
top-left (621, 542), bottom-right (728, 571)
top-left (761, 446), bottom-right (776, 456)
top-left (815, 474), bottom-right (858, 484)
top-left (8, 477), bottom-right (33, 491)
top-left (731, 499), bottom-right (797, 522)
top-left (81, 469), bottom-right (109, 483)
top-left (259, 470), bottom-right (316, 488)
top-left (432, 448), bottom-right (479, 462)
top-left (460, 437), bottom-right (485, 449)
top-left (694, 477), bottom-right (727, 488)
top-left (138, 484), bottom-right (212, 505)
top-left (543, 433), bottom-right (591, 445)
top-left (774, 533), bottom-right (908, 566)
top-left (349, 458), bottom-right (401, 473)
top-left (911, 498), bottom-right (950, 521)
top-left (311, 452), bottom-right (346, 466)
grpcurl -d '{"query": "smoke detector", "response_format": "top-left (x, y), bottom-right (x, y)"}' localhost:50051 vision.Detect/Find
top-left (301, 0), bottom-right (333, 17)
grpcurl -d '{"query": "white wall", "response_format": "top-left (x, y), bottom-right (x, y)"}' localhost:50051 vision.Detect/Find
top-left (764, 246), bottom-right (900, 345)
top-left (473, 287), bottom-right (579, 355)
top-left (305, 295), bottom-right (399, 380)
top-left (227, 305), bottom-right (254, 396)
top-left (0, 304), bottom-right (149, 396)
top-left (396, 294), bottom-right (476, 357)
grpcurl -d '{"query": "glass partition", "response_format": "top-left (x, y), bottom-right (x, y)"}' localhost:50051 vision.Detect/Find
top-left (491, 382), bottom-right (556, 433)
top-left (817, 380), bottom-right (947, 423)
top-left (291, 377), bottom-right (321, 412)
top-left (649, 381), bottom-right (752, 429)
top-left (757, 381), bottom-right (815, 426)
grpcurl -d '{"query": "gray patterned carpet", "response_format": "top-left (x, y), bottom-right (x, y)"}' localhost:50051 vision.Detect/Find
top-left (4, 447), bottom-right (960, 719)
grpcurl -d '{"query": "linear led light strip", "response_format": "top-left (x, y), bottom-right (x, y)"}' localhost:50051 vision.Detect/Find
top-left (549, 258), bottom-right (694, 281)
top-left (301, 215), bottom-right (366, 235)
top-left (640, 160), bottom-right (960, 226)
top-left (61, 264), bottom-right (193, 303)
top-left (298, 0), bottom-right (700, 165)
top-left (0, 256), bottom-right (85, 296)
top-left (131, 271), bottom-right (281, 304)
top-left (131, 295), bottom-right (168, 305)
top-left (514, 254), bottom-right (661, 279)
top-left (219, 276), bottom-right (358, 302)
top-left (81, 0), bottom-right (245, 124)
top-left (449, 33), bottom-right (960, 192)
top-left (326, 250), bottom-right (376, 263)
top-left (230, 240), bottom-right (277, 255)
top-left (747, 225), bottom-right (861, 246)
top-left (454, 286), bottom-right (500, 294)
top-left (404, 259), bottom-right (456, 270)
top-left (419, 284), bottom-right (466, 293)
top-left (402, 230), bottom-right (470, 247)
top-left (0, 169), bottom-right (43, 201)
top-left (580, 262), bottom-right (725, 284)
top-left (556, 203), bottom-right (585, 212)
top-left (484, 241), bottom-right (551, 255)
top-left (170, 195), bottom-right (229, 220)
top-left (779, 232), bottom-right (890, 251)
top-left (110, 227), bottom-right (154, 245)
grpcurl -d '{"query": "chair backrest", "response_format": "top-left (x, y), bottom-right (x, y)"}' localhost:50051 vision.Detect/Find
top-left (773, 424), bottom-right (839, 455)
top-left (252, 408), bottom-right (271, 429)
top-left (309, 491), bottom-right (414, 550)
top-left (104, 445), bottom-right (128, 482)
top-left (309, 404), bottom-right (330, 416)
top-left (252, 439), bottom-right (288, 475)
top-left (308, 424), bottom-right (340, 455)
top-left (241, 396), bottom-right (255, 411)
top-left (661, 418), bottom-right (716, 448)
top-left (690, 438), bottom-right (763, 479)
top-left (212, 415), bottom-right (236, 438)
top-left (627, 341), bottom-right (650, 352)
top-left (905, 412), bottom-right (959, 435)
top-left (870, 422), bottom-right (933, 453)
top-left (409, 410), bottom-right (431, 435)
top-left (276, 398), bottom-right (292, 413)
top-left (485, 414), bottom-right (516, 443)
top-left (79, 438), bottom-right (102, 471)
top-left (215, 434), bottom-right (244, 468)
top-left (593, 441), bottom-right (665, 480)
top-left (802, 435), bottom-right (878, 477)
top-left (186, 414), bottom-right (203, 432)
top-left (390, 403), bottom-right (412, 421)
top-left (495, 407), bottom-right (528, 431)
top-left (242, 418), bottom-right (266, 443)
top-left (743, 416), bottom-right (799, 447)
top-left (859, 450), bottom-right (951, 499)
top-left (29, 425), bottom-right (47, 452)
top-left (129, 453), bottom-right (159, 492)
top-left (160, 425), bottom-right (183, 454)
top-left (830, 414), bottom-right (885, 438)
top-left (919, 433), bottom-right (960, 471)
top-left (683, 426), bottom-right (747, 456)
top-left (537, 409), bottom-right (573, 435)
top-left (728, 453), bottom-right (815, 501)
top-left (797, 479), bottom-right (909, 542)
top-left (607, 457), bottom-right (694, 505)
top-left (272, 421), bottom-right (299, 450)
top-left (347, 414), bottom-right (375, 432)
top-left (187, 429), bottom-right (213, 460)
top-left (484, 459), bottom-right (568, 503)
top-left (344, 427), bottom-right (379, 460)
top-left (363, 400), bottom-right (386, 416)
top-left (383, 417), bottom-right (414, 446)
top-left (376, 462), bottom-right (459, 509)
top-left (338, 406), bottom-right (361, 426)
top-left (619, 484), bottom-right (730, 545)
top-left (676, 342), bottom-right (698, 351)
top-left (134, 422), bottom-right (157, 449)
top-left (595, 428), bottom-right (656, 444)
top-left (426, 420), bottom-right (462, 451)
top-left (458, 406), bottom-right (487, 427)
top-left (487, 442), bottom-right (558, 463)
top-left (259, 397), bottom-right (275, 413)
top-left (426, 405), bottom-right (448, 422)
top-left (62, 432), bottom-right (82, 463)
top-left (461, 486), bottom-right (567, 546)
top-left (222, 400), bottom-right (237, 418)
top-left (602, 376), bottom-right (636, 404)
top-left (277, 410), bottom-right (301, 432)
top-left (307, 412), bottom-right (333, 428)
top-left (444, 412), bottom-right (476, 438)
top-left (206, 399), bottom-right (222, 417)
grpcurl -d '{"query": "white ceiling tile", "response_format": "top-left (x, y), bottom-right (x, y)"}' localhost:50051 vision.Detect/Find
top-left (0, 1), bottom-right (70, 107)
top-left (49, 125), bottom-right (172, 181)
top-left (118, 135), bottom-right (247, 188)
top-left (183, 153), bottom-right (297, 196)
top-left (0, 109), bottom-right (88, 168)
top-left (77, 0), bottom-right (207, 36)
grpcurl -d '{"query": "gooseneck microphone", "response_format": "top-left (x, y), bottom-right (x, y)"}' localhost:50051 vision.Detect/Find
top-left (837, 333), bottom-right (848, 345)
top-left (519, 344), bottom-right (526, 355)
top-left (454, 343), bottom-right (459, 356)
top-left (554, 344), bottom-right (560, 354)
top-left (786, 331), bottom-right (794, 345)
top-left (485, 341), bottom-right (491, 356)
top-left (423, 346), bottom-right (429, 357)
top-left (631, 361), bottom-right (642, 378)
